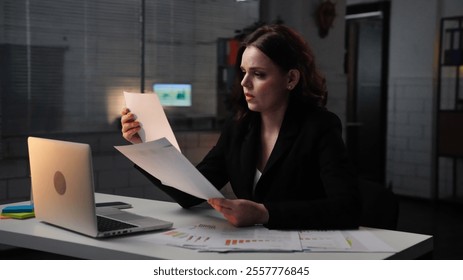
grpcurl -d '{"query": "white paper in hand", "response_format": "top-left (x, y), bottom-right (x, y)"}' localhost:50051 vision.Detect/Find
top-left (123, 91), bottom-right (180, 152)
top-left (115, 138), bottom-right (224, 200)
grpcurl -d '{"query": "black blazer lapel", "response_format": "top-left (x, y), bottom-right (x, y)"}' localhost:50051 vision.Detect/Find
top-left (236, 118), bottom-right (260, 199)
top-left (262, 109), bottom-right (300, 175)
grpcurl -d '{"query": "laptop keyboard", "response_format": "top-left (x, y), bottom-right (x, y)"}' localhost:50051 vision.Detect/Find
top-left (97, 215), bottom-right (137, 232)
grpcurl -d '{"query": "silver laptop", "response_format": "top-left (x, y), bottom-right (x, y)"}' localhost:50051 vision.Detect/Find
top-left (28, 136), bottom-right (172, 238)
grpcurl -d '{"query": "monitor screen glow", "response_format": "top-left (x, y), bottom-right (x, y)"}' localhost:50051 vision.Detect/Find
top-left (153, 83), bottom-right (192, 107)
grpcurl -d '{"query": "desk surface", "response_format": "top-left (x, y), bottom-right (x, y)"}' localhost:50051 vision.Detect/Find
top-left (0, 193), bottom-right (433, 260)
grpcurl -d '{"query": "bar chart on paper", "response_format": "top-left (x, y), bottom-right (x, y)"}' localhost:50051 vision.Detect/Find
top-left (138, 224), bottom-right (302, 252)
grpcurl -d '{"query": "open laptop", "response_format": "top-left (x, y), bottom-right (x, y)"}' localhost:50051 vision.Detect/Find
top-left (28, 136), bottom-right (173, 238)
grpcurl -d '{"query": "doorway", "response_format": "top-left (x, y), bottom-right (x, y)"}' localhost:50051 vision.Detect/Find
top-left (345, 3), bottom-right (390, 183)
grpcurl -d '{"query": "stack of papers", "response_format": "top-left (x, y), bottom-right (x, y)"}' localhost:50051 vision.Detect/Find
top-left (1, 205), bottom-right (35, 219)
top-left (137, 223), bottom-right (397, 253)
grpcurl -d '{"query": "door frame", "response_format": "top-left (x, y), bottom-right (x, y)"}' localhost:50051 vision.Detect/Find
top-left (345, 2), bottom-right (390, 183)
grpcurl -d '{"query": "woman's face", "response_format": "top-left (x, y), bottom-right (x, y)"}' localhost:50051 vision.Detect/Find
top-left (240, 46), bottom-right (290, 114)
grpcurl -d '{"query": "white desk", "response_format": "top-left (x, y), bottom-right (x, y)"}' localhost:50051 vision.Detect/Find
top-left (0, 193), bottom-right (433, 260)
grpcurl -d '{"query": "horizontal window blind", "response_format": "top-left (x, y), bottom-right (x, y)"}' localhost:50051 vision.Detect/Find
top-left (1, 0), bottom-right (141, 135)
top-left (0, 0), bottom-right (259, 137)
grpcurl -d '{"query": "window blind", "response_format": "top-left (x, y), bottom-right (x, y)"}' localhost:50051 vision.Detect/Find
top-left (0, 0), bottom-right (259, 137)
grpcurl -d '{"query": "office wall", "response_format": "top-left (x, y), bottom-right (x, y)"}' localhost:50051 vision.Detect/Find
top-left (385, 0), bottom-right (463, 199)
top-left (385, 0), bottom-right (437, 198)
top-left (0, 0), bottom-right (259, 135)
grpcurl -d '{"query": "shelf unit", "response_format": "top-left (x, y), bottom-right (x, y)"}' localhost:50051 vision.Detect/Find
top-left (216, 37), bottom-right (239, 121)
top-left (434, 16), bottom-right (463, 202)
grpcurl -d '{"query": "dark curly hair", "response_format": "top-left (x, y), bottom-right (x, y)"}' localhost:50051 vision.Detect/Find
top-left (231, 24), bottom-right (327, 120)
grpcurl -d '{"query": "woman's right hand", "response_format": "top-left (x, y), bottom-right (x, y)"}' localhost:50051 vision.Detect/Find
top-left (121, 107), bottom-right (142, 144)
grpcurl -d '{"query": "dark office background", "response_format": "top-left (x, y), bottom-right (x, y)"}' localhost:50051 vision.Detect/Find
top-left (1, 0), bottom-right (463, 259)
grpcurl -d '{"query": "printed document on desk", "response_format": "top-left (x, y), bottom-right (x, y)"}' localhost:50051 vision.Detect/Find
top-left (123, 91), bottom-right (180, 151)
top-left (115, 138), bottom-right (223, 200)
top-left (136, 223), bottom-right (397, 253)
top-left (299, 229), bottom-right (396, 252)
top-left (137, 223), bottom-right (303, 252)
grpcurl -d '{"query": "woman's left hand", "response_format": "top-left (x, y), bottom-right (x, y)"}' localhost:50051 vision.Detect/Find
top-left (207, 198), bottom-right (269, 227)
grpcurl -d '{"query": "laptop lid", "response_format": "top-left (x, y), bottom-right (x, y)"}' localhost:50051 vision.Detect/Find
top-left (28, 137), bottom-right (172, 238)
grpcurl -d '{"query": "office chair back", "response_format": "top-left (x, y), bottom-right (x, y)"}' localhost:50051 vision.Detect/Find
top-left (358, 179), bottom-right (399, 230)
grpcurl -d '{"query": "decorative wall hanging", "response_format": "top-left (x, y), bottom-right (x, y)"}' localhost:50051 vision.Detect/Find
top-left (316, 0), bottom-right (337, 38)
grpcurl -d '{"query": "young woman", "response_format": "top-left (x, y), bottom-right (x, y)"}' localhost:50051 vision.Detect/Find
top-left (121, 24), bottom-right (361, 230)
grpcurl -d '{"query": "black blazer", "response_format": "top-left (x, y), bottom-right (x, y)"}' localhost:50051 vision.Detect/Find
top-left (140, 102), bottom-right (361, 230)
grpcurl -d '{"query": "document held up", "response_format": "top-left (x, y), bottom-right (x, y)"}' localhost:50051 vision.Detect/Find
top-left (117, 91), bottom-right (223, 200)
top-left (123, 91), bottom-right (180, 151)
top-left (115, 138), bottom-right (223, 200)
